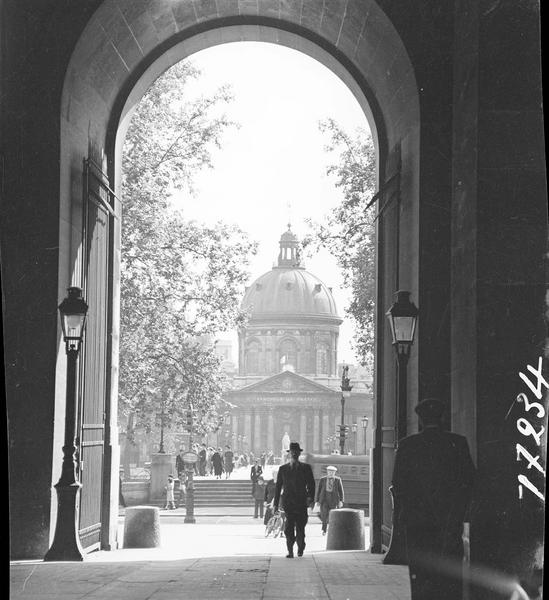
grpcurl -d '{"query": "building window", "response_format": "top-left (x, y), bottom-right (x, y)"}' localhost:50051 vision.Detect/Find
top-left (246, 341), bottom-right (260, 374)
top-left (279, 339), bottom-right (297, 371)
top-left (316, 344), bottom-right (328, 375)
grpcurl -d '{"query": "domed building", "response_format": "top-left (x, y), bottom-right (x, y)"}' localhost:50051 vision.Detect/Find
top-left (222, 226), bottom-right (372, 457)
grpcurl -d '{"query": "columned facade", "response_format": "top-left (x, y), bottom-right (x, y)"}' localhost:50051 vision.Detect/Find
top-left (225, 228), bottom-right (372, 456)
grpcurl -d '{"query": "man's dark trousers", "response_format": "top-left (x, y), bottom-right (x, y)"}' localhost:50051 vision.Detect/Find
top-left (405, 524), bottom-right (464, 600)
top-left (284, 509), bottom-right (308, 554)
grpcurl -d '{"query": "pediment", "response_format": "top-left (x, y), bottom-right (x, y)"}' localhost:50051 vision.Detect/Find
top-left (235, 371), bottom-right (336, 394)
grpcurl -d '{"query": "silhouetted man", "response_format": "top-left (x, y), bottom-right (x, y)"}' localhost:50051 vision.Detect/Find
top-left (392, 398), bottom-right (475, 600)
top-left (250, 459), bottom-right (263, 495)
top-left (274, 441), bottom-right (315, 558)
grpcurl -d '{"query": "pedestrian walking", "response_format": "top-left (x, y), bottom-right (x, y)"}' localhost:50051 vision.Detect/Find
top-left (314, 465), bottom-right (344, 535)
top-left (198, 444), bottom-right (207, 476)
top-left (253, 475), bottom-right (266, 519)
top-left (164, 475), bottom-right (176, 510)
top-left (175, 448), bottom-right (186, 482)
top-left (212, 447), bottom-right (224, 479)
top-left (391, 398), bottom-right (476, 600)
top-left (250, 459), bottom-right (263, 494)
top-left (224, 445), bottom-right (234, 479)
top-left (273, 441), bottom-right (315, 558)
top-left (206, 447), bottom-right (213, 476)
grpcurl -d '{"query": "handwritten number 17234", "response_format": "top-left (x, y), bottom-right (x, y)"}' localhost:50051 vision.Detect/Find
top-left (516, 357), bottom-right (547, 502)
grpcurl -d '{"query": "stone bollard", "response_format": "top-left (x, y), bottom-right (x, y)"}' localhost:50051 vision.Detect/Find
top-left (326, 508), bottom-right (365, 550)
top-left (123, 506), bottom-right (161, 548)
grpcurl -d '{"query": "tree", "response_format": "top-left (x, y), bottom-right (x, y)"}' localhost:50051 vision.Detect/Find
top-left (119, 60), bottom-right (256, 454)
top-left (303, 118), bottom-right (377, 369)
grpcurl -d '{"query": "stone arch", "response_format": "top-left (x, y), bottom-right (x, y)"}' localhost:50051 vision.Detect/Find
top-left (57, 0), bottom-right (419, 551)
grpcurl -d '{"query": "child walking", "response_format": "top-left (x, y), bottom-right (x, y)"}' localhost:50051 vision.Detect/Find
top-left (253, 475), bottom-right (266, 519)
top-left (164, 475), bottom-right (176, 510)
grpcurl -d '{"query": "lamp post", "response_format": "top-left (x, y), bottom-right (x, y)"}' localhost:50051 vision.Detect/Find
top-left (339, 366), bottom-right (353, 455)
top-left (45, 287), bottom-right (88, 562)
top-left (361, 415), bottom-right (369, 455)
top-left (383, 290), bottom-right (418, 565)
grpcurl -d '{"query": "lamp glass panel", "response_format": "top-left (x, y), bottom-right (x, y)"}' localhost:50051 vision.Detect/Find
top-left (393, 316), bottom-right (416, 342)
top-left (342, 389), bottom-right (351, 399)
top-left (63, 313), bottom-right (85, 339)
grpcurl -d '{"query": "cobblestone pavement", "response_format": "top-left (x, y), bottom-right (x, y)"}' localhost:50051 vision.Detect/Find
top-left (10, 518), bottom-right (410, 600)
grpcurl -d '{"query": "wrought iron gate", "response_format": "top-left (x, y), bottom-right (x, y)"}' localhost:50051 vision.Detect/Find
top-left (77, 157), bottom-right (117, 551)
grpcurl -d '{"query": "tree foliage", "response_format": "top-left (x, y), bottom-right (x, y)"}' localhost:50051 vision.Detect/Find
top-left (303, 118), bottom-right (377, 369)
top-left (119, 60), bottom-right (256, 440)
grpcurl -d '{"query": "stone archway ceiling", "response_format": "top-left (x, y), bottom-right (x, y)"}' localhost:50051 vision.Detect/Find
top-left (62, 0), bottom-right (418, 159)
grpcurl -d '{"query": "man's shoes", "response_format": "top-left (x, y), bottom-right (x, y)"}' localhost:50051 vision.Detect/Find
top-left (297, 550), bottom-right (303, 557)
top-left (286, 552), bottom-right (294, 558)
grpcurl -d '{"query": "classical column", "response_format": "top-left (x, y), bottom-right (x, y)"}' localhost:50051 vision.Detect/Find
top-left (299, 412), bottom-right (306, 448)
top-left (244, 412), bottom-right (252, 452)
top-left (313, 411), bottom-right (320, 452)
top-left (322, 413), bottom-right (330, 452)
top-left (254, 411), bottom-right (261, 453)
top-left (267, 411), bottom-right (274, 453)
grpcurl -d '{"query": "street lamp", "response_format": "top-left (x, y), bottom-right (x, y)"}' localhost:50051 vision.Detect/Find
top-left (45, 287), bottom-right (88, 562)
top-left (339, 365), bottom-right (353, 454)
top-left (384, 290), bottom-right (418, 565)
top-left (361, 415), bottom-right (369, 455)
top-left (385, 290), bottom-right (418, 442)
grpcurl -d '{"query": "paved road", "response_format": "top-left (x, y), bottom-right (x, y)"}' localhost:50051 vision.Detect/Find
top-left (10, 515), bottom-right (411, 599)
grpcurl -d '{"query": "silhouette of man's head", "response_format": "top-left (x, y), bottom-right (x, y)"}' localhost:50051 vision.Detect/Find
top-left (415, 398), bottom-right (445, 426)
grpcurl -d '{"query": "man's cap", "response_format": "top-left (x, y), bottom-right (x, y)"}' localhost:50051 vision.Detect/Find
top-left (288, 442), bottom-right (303, 452)
top-left (326, 465), bottom-right (337, 472)
top-left (415, 397), bottom-right (445, 419)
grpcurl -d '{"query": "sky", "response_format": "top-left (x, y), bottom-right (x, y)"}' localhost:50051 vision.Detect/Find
top-left (170, 42), bottom-right (371, 364)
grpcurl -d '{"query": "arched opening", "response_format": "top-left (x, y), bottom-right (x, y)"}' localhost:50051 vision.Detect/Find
top-left (56, 1), bottom-right (419, 556)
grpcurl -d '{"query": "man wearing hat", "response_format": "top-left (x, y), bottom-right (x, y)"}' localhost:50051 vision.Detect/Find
top-left (314, 465), bottom-right (344, 535)
top-left (391, 398), bottom-right (476, 600)
top-left (273, 441), bottom-right (315, 558)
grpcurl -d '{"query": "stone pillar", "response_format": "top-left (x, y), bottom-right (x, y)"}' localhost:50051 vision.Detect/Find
top-left (254, 412), bottom-right (261, 453)
top-left (244, 412), bottom-right (252, 452)
top-left (299, 413), bottom-right (306, 449)
top-left (452, 2), bottom-right (545, 593)
top-left (322, 413), bottom-right (330, 452)
top-left (149, 453), bottom-right (174, 503)
top-left (312, 411), bottom-right (319, 453)
top-left (267, 411), bottom-right (274, 453)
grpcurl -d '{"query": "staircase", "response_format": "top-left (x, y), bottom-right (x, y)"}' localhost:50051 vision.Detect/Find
top-left (192, 479), bottom-right (255, 507)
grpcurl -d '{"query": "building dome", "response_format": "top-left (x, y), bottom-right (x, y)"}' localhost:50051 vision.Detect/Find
top-left (242, 268), bottom-right (340, 320)
top-left (242, 226), bottom-right (341, 322)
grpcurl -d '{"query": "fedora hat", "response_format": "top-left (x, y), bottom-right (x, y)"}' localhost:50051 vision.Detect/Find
top-left (288, 442), bottom-right (303, 452)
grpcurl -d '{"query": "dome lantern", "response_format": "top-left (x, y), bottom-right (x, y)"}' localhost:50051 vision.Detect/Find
top-left (277, 224), bottom-right (303, 268)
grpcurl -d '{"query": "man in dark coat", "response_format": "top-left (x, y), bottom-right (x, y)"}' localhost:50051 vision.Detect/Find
top-left (198, 444), bottom-right (207, 476)
top-left (392, 398), bottom-right (476, 600)
top-left (250, 459), bottom-right (263, 495)
top-left (274, 441), bottom-right (315, 558)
